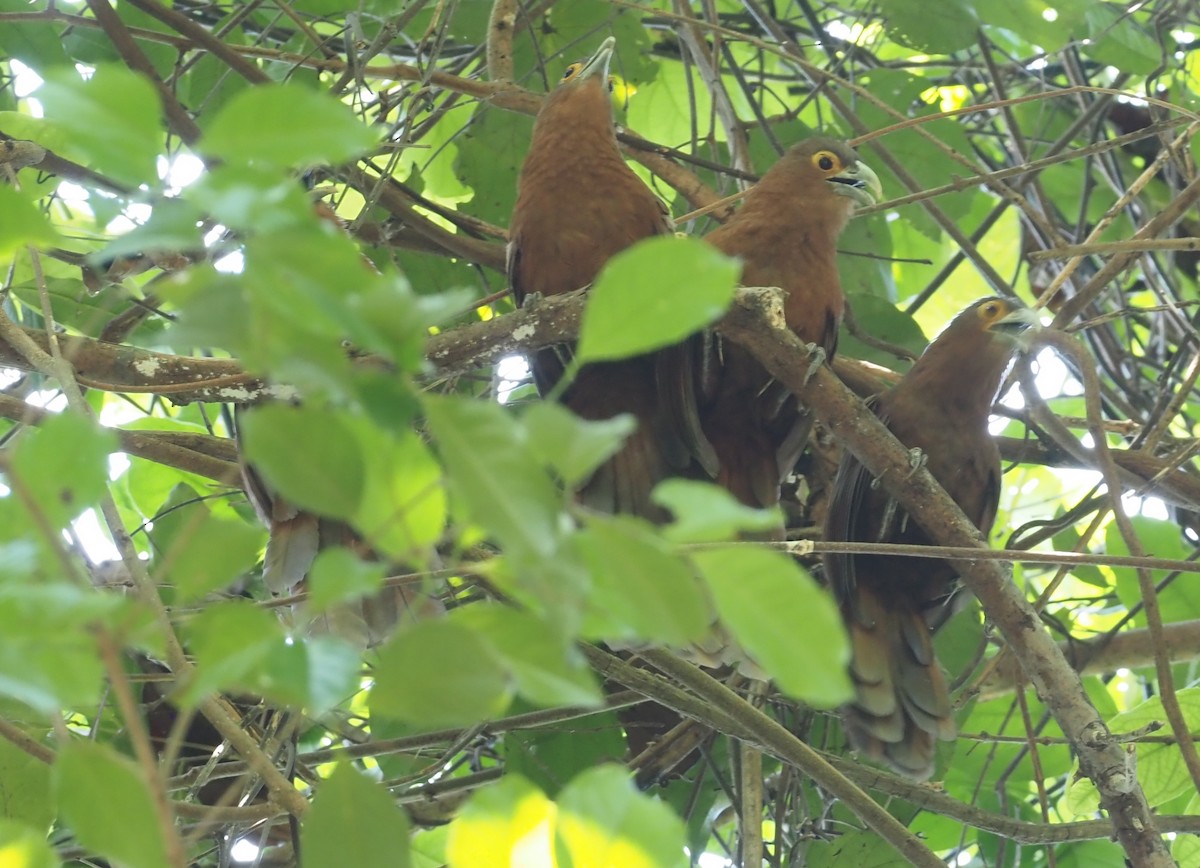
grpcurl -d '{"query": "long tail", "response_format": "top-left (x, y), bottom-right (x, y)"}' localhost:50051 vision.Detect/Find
top-left (842, 585), bottom-right (956, 780)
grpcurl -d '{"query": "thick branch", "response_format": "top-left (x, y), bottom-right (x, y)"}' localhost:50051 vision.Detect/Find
top-left (979, 620), bottom-right (1200, 699)
top-left (715, 292), bottom-right (1172, 863)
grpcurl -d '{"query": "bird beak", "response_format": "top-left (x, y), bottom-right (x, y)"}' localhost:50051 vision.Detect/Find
top-left (991, 304), bottom-right (1043, 345)
top-left (828, 160), bottom-right (882, 209)
top-left (575, 36), bottom-right (616, 83)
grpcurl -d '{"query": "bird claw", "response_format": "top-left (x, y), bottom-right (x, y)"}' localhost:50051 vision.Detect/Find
top-left (905, 447), bottom-right (927, 478)
top-left (520, 290), bottom-right (544, 310)
top-left (802, 342), bottom-right (826, 385)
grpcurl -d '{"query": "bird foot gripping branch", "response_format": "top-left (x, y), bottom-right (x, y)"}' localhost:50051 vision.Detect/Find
top-left (824, 298), bottom-right (1041, 780)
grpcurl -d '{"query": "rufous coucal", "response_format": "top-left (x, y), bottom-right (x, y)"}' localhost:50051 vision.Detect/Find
top-left (823, 297), bottom-right (1040, 779)
top-left (693, 138), bottom-right (881, 515)
top-left (508, 37), bottom-right (691, 520)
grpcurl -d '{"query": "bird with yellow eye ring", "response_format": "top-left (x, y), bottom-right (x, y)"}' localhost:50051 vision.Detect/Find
top-left (823, 296), bottom-right (1041, 779)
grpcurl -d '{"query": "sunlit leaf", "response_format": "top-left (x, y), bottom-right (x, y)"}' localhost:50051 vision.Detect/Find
top-left (577, 236), bottom-right (738, 363)
top-left (302, 764), bottom-right (412, 868)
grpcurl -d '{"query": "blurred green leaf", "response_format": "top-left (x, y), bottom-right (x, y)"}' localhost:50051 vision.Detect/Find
top-left (555, 765), bottom-right (688, 868)
top-left (178, 600), bottom-right (284, 704)
top-left (9, 411), bottom-right (117, 531)
top-left (38, 65), bottom-right (161, 186)
top-left (302, 764), bottom-right (411, 868)
top-left (150, 495), bottom-right (264, 603)
top-left (523, 402), bottom-right (635, 487)
top-left (424, 395), bottom-right (562, 559)
top-left (307, 547), bottom-right (387, 613)
top-left (347, 421), bottom-right (445, 563)
top-left (577, 236), bottom-right (739, 363)
top-left (371, 618), bottom-right (513, 726)
top-left (453, 108), bottom-right (529, 227)
top-left (838, 293), bottom-right (927, 372)
top-left (0, 736), bottom-right (52, 828)
top-left (693, 547), bottom-right (852, 707)
top-left (0, 820), bottom-right (58, 868)
top-left (56, 740), bottom-right (170, 868)
top-left (877, 0), bottom-right (979, 52)
top-left (240, 404), bottom-right (365, 520)
top-left (0, 185), bottom-right (58, 255)
top-left (655, 479), bottom-right (783, 543)
top-left (200, 83), bottom-right (378, 167)
top-left (454, 605), bottom-right (600, 707)
top-left (447, 775), bottom-right (555, 868)
top-left (574, 516), bottom-right (711, 646)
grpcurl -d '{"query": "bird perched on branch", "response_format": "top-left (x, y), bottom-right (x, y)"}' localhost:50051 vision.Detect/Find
top-left (694, 138), bottom-right (881, 514)
top-left (508, 36), bottom-right (681, 519)
top-left (823, 297), bottom-right (1040, 779)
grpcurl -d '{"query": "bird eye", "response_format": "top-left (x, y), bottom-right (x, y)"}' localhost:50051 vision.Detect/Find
top-left (562, 63), bottom-right (582, 81)
top-left (981, 301), bottom-right (1002, 319)
top-left (812, 150), bottom-right (840, 173)
top-left (607, 75), bottom-right (616, 92)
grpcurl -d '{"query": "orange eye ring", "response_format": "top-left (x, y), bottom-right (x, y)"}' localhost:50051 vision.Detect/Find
top-left (979, 300), bottom-right (1005, 322)
top-left (812, 150), bottom-right (841, 173)
top-left (561, 62), bottom-right (583, 81)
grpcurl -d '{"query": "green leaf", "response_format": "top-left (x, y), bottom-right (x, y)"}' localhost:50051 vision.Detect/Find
top-left (200, 83), bottom-right (378, 167)
top-left (654, 479), bottom-right (783, 543)
top-left (348, 422), bottom-right (446, 563)
top-left (371, 618), bottom-right (513, 726)
top-left (454, 605), bottom-right (600, 708)
top-left (0, 820), bottom-right (58, 868)
top-left (576, 236), bottom-right (739, 363)
top-left (0, 584), bottom-right (118, 711)
top-left (302, 764), bottom-right (411, 868)
top-left (1085, 4), bottom-right (1160, 74)
top-left (505, 710), bottom-right (627, 797)
top-left (574, 516), bottom-right (711, 646)
top-left (1107, 517), bottom-right (1197, 624)
top-left (185, 164), bottom-right (314, 233)
top-left (446, 775), bottom-right (555, 868)
top-left (255, 635), bottom-right (361, 714)
top-left (555, 765), bottom-right (688, 868)
top-left (452, 108), bottom-right (529, 226)
top-left (693, 547), bottom-right (852, 707)
top-left (1109, 688), bottom-right (1200, 806)
top-left (0, 185), bottom-right (58, 256)
top-left (837, 294), bottom-right (928, 372)
top-left (523, 402), bottom-right (635, 487)
top-left (9, 411), bottom-right (117, 531)
top-left (424, 395), bottom-right (562, 559)
top-left (151, 500), bottom-right (265, 603)
top-left (178, 600), bottom-right (284, 705)
top-left (0, 736), bottom-right (52, 829)
top-left (307, 547), bottom-right (387, 613)
top-left (877, 0), bottom-right (980, 52)
top-left (240, 404), bottom-right (365, 520)
top-left (55, 740), bottom-right (170, 868)
top-left (38, 65), bottom-right (162, 186)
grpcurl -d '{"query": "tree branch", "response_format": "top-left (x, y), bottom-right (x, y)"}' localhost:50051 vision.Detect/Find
top-left (715, 291), bottom-right (1172, 863)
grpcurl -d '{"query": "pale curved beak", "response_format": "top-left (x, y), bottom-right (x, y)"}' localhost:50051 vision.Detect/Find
top-left (992, 304), bottom-right (1043, 350)
top-left (577, 37), bottom-right (616, 83)
top-left (829, 160), bottom-right (882, 209)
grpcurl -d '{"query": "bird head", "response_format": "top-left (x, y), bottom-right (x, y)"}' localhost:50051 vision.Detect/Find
top-left (795, 138), bottom-right (883, 209)
top-left (967, 297), bottom-right (1042, 348)
top-left (556, 36), bottom-right (616, 94)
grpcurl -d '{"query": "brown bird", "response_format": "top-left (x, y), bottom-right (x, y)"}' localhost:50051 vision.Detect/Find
top-left (823, 297), bottom-right (1040, 779)
top-left (695, 138), bottom-right (881, 513)
top-left (508, 37), bottom-right (685, 519)
top-left (238, 432), bottom-right (441, 647)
